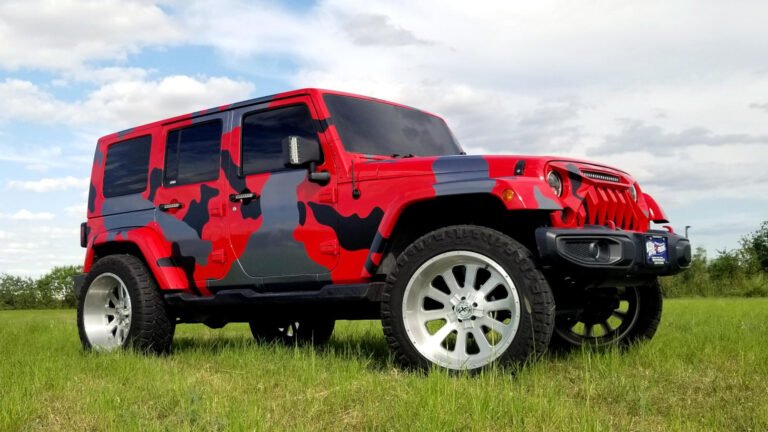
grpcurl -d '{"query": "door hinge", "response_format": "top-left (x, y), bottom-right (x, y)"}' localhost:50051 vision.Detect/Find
top-left (209, 201), bottom-right (226, 217)
top-left (319, 240), bottom-right (339, 256)
top-left (318, 187), bottom-right (338, 204)
top-left (211, 249), bottom-right (227, 263)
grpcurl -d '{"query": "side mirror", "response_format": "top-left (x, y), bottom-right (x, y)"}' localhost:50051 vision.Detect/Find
top-left (282, 136), bottom-right (330, 184)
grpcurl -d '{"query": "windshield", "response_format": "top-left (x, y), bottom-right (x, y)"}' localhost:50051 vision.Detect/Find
top-left (323, 94), bottom-right (462, 157)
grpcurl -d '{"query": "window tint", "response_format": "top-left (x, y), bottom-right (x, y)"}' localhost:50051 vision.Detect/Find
top-left (242, 105), bottom-right (319, 175)
top-left (323, 94), bottom-right (461, 157)
top-left (103, 135), bottom-right (151, 198)
top-left (164, 120), bottom-right (222, 186)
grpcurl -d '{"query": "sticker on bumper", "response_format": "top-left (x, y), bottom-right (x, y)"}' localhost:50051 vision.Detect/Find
top-left (646, 236), bottom-right (668, 265)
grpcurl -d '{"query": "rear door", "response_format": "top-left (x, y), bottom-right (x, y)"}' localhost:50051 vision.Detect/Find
top-left (153, 113), bottom-right (230, 290)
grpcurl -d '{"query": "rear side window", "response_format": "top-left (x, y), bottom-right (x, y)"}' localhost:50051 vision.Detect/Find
top-left (103, 135), bottom-right (151, 198)
top-left (164, 120), bottom-right (222, 186)
top-left (241, 105), bottom-right (319, 175)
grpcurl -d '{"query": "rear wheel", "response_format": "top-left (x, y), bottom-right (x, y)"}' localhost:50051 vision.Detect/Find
top-left (77, 255), bottom-right (174, 354)
top-left (382, 225), bottom-right (555, 371)
top-left (249, 318), bottom-right (335, 345)
top-left (550, 279), bottom-right (663, 351)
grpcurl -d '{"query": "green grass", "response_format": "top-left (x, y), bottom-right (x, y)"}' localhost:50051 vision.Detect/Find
top-left (1, 299), bottom-right (767, 431)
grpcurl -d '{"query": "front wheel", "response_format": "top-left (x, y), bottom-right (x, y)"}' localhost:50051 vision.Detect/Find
top-left (382, 225), bottom-right (555, 371)
top-left (549, 280), bottom-right (663, 351)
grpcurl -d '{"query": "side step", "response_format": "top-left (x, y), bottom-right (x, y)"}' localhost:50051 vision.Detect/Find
top-left (165, 282), bottom-right (384, 324)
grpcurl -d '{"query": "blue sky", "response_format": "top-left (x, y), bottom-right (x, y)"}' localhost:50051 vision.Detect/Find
top-left (1, 0), bottom-right (767, 275)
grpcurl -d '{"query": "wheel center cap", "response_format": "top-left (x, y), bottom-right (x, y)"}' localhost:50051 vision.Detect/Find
top-left (455, 300), bottom-right (474, 320)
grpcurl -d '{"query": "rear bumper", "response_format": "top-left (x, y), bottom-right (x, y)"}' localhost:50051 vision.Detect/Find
top-left (535, 227), bottom-right (691, 280)
top-left (72, 273), bottom-right (86, 300)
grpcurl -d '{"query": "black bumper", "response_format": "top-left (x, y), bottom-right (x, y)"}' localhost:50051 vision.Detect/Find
top-left (535, 227), bottom-right (691, 281)
top-left (72, 273), bottom-right (86, 300)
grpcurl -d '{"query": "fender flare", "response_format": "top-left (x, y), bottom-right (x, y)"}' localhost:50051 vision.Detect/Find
top-left (86, 227), bottom-right (190, 291)
top-left (361, 177), bottom-right (563, 277)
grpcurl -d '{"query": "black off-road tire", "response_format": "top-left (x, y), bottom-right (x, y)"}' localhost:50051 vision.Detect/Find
top-left (549, 279), bottom-right (663, 352)
top-left (381, 225), bottom-right (555, 371)
top-left (77, 254), bottom-right (175, 354)
top-left (249, 318), bottom-right (335, 345)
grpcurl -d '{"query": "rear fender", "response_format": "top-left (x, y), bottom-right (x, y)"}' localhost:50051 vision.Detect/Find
top-left (87, 227), bottom-right (190, 291)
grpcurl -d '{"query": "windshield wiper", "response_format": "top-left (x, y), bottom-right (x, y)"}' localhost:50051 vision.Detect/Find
top-left (390, 153), bottom-right (415, 158)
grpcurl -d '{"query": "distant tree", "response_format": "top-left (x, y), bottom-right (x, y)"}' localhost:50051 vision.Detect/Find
top-left (0, 274), bottom-right (36, 309)
top-left (741, 220), bottom-right (768, 273)
top-left (35, 265), bottom-right (82, 308)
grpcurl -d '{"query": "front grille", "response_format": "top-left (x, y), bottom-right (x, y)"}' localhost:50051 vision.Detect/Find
top-left (576, 185), bottom-right (645, 231)
top-left (583, 171), bottom-right (621, 183)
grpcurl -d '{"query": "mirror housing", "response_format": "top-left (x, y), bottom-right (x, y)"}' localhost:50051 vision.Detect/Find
top-left (282, 136), bottom-right (330, 184)
top-left (283, 135), bottom-right (322, 167)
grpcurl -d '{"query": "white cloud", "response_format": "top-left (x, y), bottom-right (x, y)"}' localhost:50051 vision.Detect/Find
top-left (0, 230), bottom-right (15, 240)
top-left (0, 210), bottom-right (55, 221)
top-left (0, 0), bottom-right (182, 71)
top-left (65, 204), bottom-right (87, 218)
top-left (7, 176), bottom-right (88, 193)
top-left (0, 75), bottom-right (255, 130)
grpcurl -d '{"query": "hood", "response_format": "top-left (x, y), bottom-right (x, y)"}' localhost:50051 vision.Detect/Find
top-left (352, 154), bottom-right (636, 185)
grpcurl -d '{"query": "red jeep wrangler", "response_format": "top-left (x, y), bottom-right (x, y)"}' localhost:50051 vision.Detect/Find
top-left (75, 88), bottom-right (690, 371)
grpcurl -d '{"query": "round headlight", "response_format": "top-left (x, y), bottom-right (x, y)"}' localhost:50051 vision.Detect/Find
top-left (547, 171), bottom-right (563, 197)
top-left (629, 184), bottom-right (638, 201)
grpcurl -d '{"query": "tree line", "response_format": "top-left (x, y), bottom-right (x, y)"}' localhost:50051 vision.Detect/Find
top-left (0, 221), bottom-right (766, 309)
top-left (0, 266), bottom-right (80, 310)
top-left (662, 220), bottom-right (768, 297)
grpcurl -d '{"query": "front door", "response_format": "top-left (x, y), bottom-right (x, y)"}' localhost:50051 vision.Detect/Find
top-left (221, 97), bottom-right (339, 286)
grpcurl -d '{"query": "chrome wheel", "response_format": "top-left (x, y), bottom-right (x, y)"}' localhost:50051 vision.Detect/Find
top-left (82, 272), bottom-right (132, 350)
top-left (554, 287), bottom-right (640, 346)
top-left (402, 251), bottom-right (522, 370)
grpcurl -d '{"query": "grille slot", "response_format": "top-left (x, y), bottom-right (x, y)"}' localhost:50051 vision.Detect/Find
top-left (583, 171), bottom-right (621, 183)
top-left (576, 186), bottom-right (642, 231)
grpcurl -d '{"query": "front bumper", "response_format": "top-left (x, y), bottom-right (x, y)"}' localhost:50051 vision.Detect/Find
top-left (535, 227), bottom-right (691, 281)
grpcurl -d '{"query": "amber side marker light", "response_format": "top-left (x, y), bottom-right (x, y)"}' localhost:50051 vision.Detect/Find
top-left (502, 189), bottom-right (515, 202)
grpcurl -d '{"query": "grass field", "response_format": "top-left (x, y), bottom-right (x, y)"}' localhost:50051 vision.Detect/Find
top-left (1, 299), bottom-right (767, 431)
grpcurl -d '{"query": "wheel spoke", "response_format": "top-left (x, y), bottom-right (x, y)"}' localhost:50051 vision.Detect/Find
top-left (478, 275), bottom-right (502, 297)
top-left (104, 307), bottom-right (116, 317)
top-left (585, 323), bottom-right (594, 337)
top-left (441, 270), bottom-right (461, 295)
top-left (430, 322), bottom-right (456, 346)
top-left (471, 329), bottom-right (493, 356)
top-left (479, 316), bottom-right (508, 334)
top-left (600, 321), bottom-right (612, 336)
top-left (485, 298), bottom-right (513, 312)
top-left (463, 264), bottom-right (479, 290)
top-left (106, 320), bottom-right (117, 333)
top-left (108, 293), bottom-right (119, 306)
top-left (419, 309), bottom-right (449, 323)
top-left (454, 329), bottom-right (468, 354)
top-left (424, 285), bottom-right (451, 304)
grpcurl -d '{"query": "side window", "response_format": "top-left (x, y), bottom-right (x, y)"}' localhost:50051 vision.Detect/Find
top-left (103, 135), bottom-right (151, 198)
top-left (164, 120), bottom-right (222, 186)
top-left (242, 104), bottom-right (319, 175)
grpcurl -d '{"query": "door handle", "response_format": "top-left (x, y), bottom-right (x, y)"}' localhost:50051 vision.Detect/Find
top-left (158, 202), bottom-right (183, 211)
top-left (229, 191), bottom-right (258, 203)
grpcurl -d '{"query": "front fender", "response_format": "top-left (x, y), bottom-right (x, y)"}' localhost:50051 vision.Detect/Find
top-left (87, 227), bottom-right (190, 291)
top-left (642, 192), bottom-right (669, 223)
